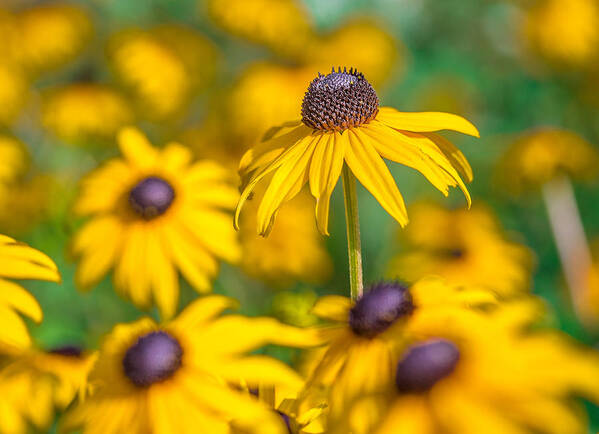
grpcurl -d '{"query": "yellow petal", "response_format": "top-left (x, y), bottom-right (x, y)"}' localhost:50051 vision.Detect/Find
top-left (377, 106), bottom-right (480, 137)
top-left (234, 134), bottom-right (314, 231)
top-left (117, 126), bottom-right (158, 169)
top-left (345, 129), bottom-right (408, 226)
top-left (256, 136), bottom-right (317, 236)
top-left (173, 294), bottom-right (239, 330)
top-left (217, 356), bottom-right (304, 391)
top-left (148, 230), bottom-right (179, 320)
top-left (311, 295), bottom-right (351, 322)
top-left (375, 395), bottom-right (433, 434)
top-left (309, 132), bottom-right (348, 235)
top-left (0, 279), bottom-right (42, 322)
top-left (422, 132), bottom-right (473, 182)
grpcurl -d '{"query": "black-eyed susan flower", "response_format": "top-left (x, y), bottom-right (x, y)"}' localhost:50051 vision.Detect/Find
top-left (0, 346), bottom-right (95, 433)
top-left (72, 127), bottom-right (240, 319)
top-left (293, 278), bottom-right (500, 428)
top-left (107, 29), bottom-right (191, 120)
top-left (498, 127), bottom-right (598, 324)
top-left (387, 202), bottom-right (534, 297)
top-left (42, 83), bottom-right (134, 144)
top-left (521, 0), bottom-right (599, 68)
top-left (306, 19), bottom-right (402, 86)
top-left (235, 67), bottom-right (478, 237)
top-left (0, 235), bottom-right (59, 353)
top-left (240, 191), bottom-right (333, 287)
top-left (499, 128), bottom-right (599, 193)
top-left (61, 295), bottom-right (320, 434)
top-left (15, 3), bottom-right (93, 76)
top-left (205, 0), bottom-right (313, 59)
top-left (332, 302), bottom-right (599, 434)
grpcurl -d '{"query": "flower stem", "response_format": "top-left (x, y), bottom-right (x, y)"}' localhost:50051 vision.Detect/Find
top-left (342, 164), bottom-right (364, 300)
top-left (542, 176), bottom-right (593, 325)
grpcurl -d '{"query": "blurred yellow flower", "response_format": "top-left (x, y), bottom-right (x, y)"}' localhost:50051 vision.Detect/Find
top-left (153, 23), bottom-right (220, 93)
top-left (333, 302), bottom-right (599, 434)
top-left (307, 19), bottom-right (401, 86)
top-left (0, 235), bottom-right (59, 353)
top-left (236, 68), bottom-right (477, 236)
top-left (227, 63), bottom-right (316, 147)
top-left (61, 295), bottom-right (319, 434)
top-left (205, 0), bottom-right (313, 58)
top-left (72, 127), bottom-right (241, 319)
top-left (0, 347), bottom-right (96, 433)
top-left (0, 62), bottom-right (29, 126)
top-left (498, 128), bottom-right (599, 192)
top-left (107, 29), bottom-right (191, 120)
top-left (0, 134), bottom-right (28, 187)
top-left (239, 191), bottom-right (333, 286)
top-left (522, 0), bottom-right (599, 68)
top-left (387, 202), bottom-right (534, 296)
top-left (42, 83), bottom-right (134, 144)
top-left (15, 3), bottom-right (93, 76)
top-left (294, 279), bottom-right (500, 427)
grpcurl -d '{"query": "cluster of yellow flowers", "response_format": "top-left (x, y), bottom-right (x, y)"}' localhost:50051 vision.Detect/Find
top-left (1, 0), bottom-right (599, 433)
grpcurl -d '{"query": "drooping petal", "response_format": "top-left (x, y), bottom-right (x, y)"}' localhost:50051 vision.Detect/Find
top-left (256, 136), bottom-right (318, 236)
top-left (217, 356), bottom-right (305, 391)
top-left (309, 132), bottom-right (348, 235)
top-left (376, 107), bottom-right (480, 137)
top-left (311, 295), bottom-right (351, 323)
top-left (421, 132), bottom-right (473, 182)
top-left (345, 130), bottom-right (408, 226)
top-left (172, 295), bottom-right (239, 331)
top-left (234, 134), bottom-right (315, 231)
top-left (0, 279), bottom-right (42, 323)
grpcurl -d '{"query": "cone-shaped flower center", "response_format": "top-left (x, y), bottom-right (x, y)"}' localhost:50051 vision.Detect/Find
top-left (349, 282), bottom-right (414, 338)
top-left (123, 331), bottom-right (183, 387)
top-left (301, 67), bottom-right (379, 131)
top-left (395, 339), bottom-right (460, 393)
top-left (129, 176), bottom-right (175, 219)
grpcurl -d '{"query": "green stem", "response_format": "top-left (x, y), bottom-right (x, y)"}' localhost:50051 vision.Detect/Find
top-left (342, 164), bottom-right (364, 300)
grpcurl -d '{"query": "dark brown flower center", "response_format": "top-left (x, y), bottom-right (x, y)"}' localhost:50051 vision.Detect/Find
top-left (123, 331), bottom-right (183, 387)
top-left (129, 176), bottom-right (175, 219)
top-left (349, 281), bottom-right (414, 338)
top-left (301, 67), bottom-right (379, 131)
top-left (395, 339), bottom-right (460, 393)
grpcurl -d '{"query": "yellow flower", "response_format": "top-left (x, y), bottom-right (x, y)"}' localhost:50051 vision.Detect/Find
top-left (239, 191), bottom-right (333, 286)
top-left (152, 24), bottom-right (220, 94)
top-left (42, 83), bottom-right (135, 144)
top-left (294, 278), bottom-right (500, 427)
top-left (227, 63), bottom-right (317, 147)
top-left (61, 295), bottom-right (319, 434)
top-left (0, 234), bottom-right (60, 353)
top-left (0, 347), bottom-right (96, 433)
top-left (72, 127), bottom-right (241, 319)
top-left (0, 61), bottom-right (29, 126)
top-left (387, 202), bottom-right (534, 297)
top-left (498, 128), bottom-right (599, 192)
top-left (107, 29), bottom-right (191, 120)
top-left (307, 19), bottom-right (402, 86)
top-left (522, 0), bottom-right (599, 67)
top-left (15, 3), bottom-right (93, 76)
top-left (236, 67), bottom-right (478, 236)
top-left (334, 302), bottom-right (599, 434)
top-left (205, 0), bottom-right (313, 58)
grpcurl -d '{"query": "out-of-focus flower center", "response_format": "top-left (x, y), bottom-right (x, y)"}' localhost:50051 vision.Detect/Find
top-left (301, 67), bottom-right (379, 131)
top-left (349, 281), bottom-right (414, 338)
top-left (123, 331), bottom-right (183, 387)
top-left (395, 339), bottom-right (460, 393)
top-left (128, 176), bottom-right (175, 219)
